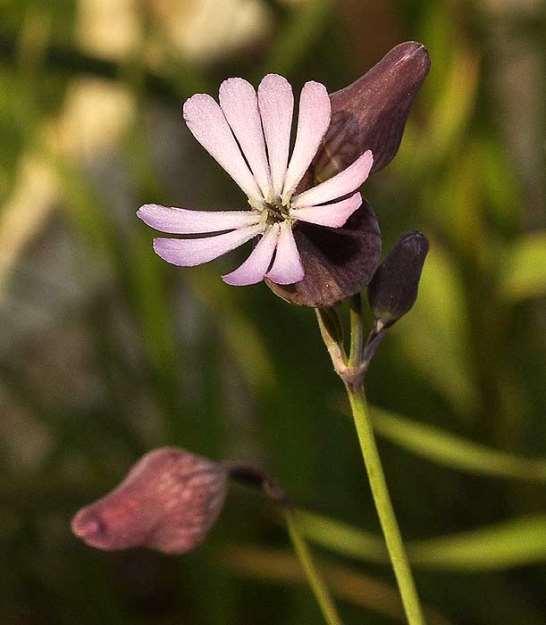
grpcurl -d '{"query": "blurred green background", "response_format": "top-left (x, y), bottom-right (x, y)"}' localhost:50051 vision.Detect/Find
top-left (1, 0), bottom-right (545, 624)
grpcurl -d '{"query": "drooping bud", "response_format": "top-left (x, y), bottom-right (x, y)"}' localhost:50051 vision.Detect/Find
top-left (266, 200), bottom-right (381, 307)
top-left (306, 42), bottom-right (431, 184)
top-left (71, 447), bottom-right (228, 555)
top-left (368, 231), bottom-right (429, 327)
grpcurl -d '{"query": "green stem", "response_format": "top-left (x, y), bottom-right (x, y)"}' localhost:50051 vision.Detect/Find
top-left (348, 294), bottom-right (364, 368)
top-left (284, 507), bottom-right (343, 625)
top-left (346, 386), bottom-right (425, 625)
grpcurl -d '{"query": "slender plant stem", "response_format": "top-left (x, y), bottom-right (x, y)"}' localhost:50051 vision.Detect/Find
top-left (346, 385), bottom-right (425, 625)
top-left (284, 507), bottom-right (343, 625)
top-left (348, 295), bottom-right (364, 368)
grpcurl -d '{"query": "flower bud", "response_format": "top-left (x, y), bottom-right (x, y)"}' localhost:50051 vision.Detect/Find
top-left (313, 41), bottom-right (430, 181)
top-left (368, 231), bottom-right (429, 327)
top-left (71, 448), bottom-right (227, 555)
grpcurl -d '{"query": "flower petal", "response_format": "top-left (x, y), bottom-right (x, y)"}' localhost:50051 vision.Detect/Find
top-left (153, 224), bottom-right (264, 267)
top-left (291, 150), bottom-right (373, 208)
top-left (258, 74), bottom-right (294, 198)
top-left (290, 192), bottom-right (362, 228)
top-left (183, 94), bottom-right (262, 202)
top-left (281, 81), bottom-right (331, 203)
top-left (219, 78), bottom-right (272, 199)
top-left (138, 204), bottom-right (262, 234)
top-left (266, 221), bottom-right (304, 285)
top-left (222, 224), bottom-right (280, 286)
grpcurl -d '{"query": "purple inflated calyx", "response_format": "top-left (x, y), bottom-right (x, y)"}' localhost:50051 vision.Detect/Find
top-left (266, 199), bottom-right (381, 307)
top-left (368, 231), bottom-right (429, 328)
top-left (71, 448), bottom-right (227, 555)
top-left (307, 41), bottom-right (431, 183)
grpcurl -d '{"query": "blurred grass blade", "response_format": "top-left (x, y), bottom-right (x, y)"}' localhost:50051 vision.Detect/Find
top-left (297, 510), bottom-right (386, 562)
top-left (424, 44), bottom-right (479, 163)
top-left (409, 516), bottom-right (546, 570)
top-left (397, 14), bottom-right (478, 175)
top-left (125, 230), bottom-right (177, 375)
top-left (185, 269), bottom-right (274, 393)
top-left (499, 232), bottom-right (546, 301)
top-left (393, 244), bottom-right (478, 416)
top-left (222, 545), bottom-right (451, 625)
top-left (299, 510), bottom-right (546, 571)
top-left (371, 406), bottom-right (546, 482)
top-left (262, 0), bottom-right (333, 76)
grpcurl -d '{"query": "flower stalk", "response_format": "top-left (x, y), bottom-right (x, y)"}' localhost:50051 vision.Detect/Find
top-left (348, 294), bottom-right (365, 371)
top-left (346, 385), bottom-right (425, 625)
top-left (227, 463), bottom-right (343, 625)
top-left (284, 507), bottom-right (343, 625)
top-left (317, 300), bottom-right (426, 625)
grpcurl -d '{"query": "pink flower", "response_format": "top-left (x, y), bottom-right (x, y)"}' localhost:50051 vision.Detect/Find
top-left (137, 75), bottom-right (373, 287)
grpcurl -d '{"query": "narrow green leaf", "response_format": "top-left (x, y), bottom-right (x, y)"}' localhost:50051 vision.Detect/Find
top-left (297, 510), bottom-right (386, 563)
top-left (410, 516), bottom-right (546, 570)
top-left (299, 510), bottom-right (546, 571)
top-left (371, 406), bottom-right (546, 482)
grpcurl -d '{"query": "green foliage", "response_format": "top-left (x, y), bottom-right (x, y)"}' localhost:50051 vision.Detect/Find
top-left (1, 1), bottom-right (545, 624)
top-left (500, 233), bottom-right (546, 301)
top-left (300, 509), bottom-right (546, 571)
top-left (372, 406), bottom-right (546, 482)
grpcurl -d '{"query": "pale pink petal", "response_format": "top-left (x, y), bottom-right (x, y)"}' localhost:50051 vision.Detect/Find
top-left (291, 150), bottom-right (373, 208)
top-left (258, 74), bottom-right (294, 198)
top-left (290, 192), bottom-right (362, 228)
top-left (281, 81), bottom-right (331, 203)
top-left (153, 224), bottom-right (264, 267)
top-left (219, 78), bottom-right (272, 200)
top-left (266, 221), bottom-right (304, 285)
top-left (183, 94), bottom-right (262, 202)
top-left (222, 224), bottom-right (280, 286)
top-left (138, 204), bottom-right (261, 234)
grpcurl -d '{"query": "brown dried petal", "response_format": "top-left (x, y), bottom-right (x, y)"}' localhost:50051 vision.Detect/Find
top-left (71, 448), bottom-right (227, 555)
top-left (266, 200), bottom-right (381, 307)
top-left (305, 41), bottom-right (430, 184)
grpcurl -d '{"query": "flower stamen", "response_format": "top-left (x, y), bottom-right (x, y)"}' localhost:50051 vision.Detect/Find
top-left (264, 199), bottom-right (291, 225)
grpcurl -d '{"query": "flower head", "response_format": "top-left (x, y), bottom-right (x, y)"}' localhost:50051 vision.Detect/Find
top-left (138, 75), bottom-right (373, 289)
top-left (71, 448), bottom-right (227, 555)
top-left (138, 42), bottom-right (430, 307)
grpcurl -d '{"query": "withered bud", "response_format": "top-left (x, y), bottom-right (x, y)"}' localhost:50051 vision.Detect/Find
top-left (309, 41), bottom-right (431, 183)
top-left (71, 447), bottom-right (227, 555)
top-left (368, 231), bottom-right (429, 327)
